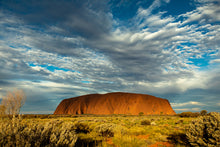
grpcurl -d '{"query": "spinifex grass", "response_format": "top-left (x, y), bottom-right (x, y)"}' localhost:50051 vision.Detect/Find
top-left (0, 114), bottom-right (198, 146)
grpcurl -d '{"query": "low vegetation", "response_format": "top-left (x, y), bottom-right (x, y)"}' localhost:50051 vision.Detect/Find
top-left (140, 119), bottom-right (151, 125)
top-left (178, 111), bottom-right (200, 117)
top-left (0, 115), bottom-right (77, 146)
top-left (1, 111), bottom-right (219, 146)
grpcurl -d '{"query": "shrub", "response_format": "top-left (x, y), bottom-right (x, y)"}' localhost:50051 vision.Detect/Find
top-left (139, 112), bottom-right (144, 116)
top-left (141, 119), bottom-right (151, 125)
top-left (168, 132), bottom-right (188, 145)
top-left (94, 123), bottom-right (117, 137)
top-left (200, 110), bottom-right (208, 116)
top-left (178, 112), bottom-right (200, 117)
top-left (0, 117), bottom-right (77, 146)
top-left (186, 112), bottom-right (220, 146)
top-left (175, 119), bottom-right (184, 124)
top-left (94, 123), bottom-right (127, 138)
top-left (74, 122), bottom-right (90, 133)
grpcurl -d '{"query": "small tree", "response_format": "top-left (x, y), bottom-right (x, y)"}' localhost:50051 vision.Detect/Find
top-left (200, 110), bottom-right (208, 116)
top-left (1, 89), bottom-right (26, 115)
top-left (0, 105), bottom-right (6, 115)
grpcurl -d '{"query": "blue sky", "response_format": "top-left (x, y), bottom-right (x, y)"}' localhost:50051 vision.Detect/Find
top-left (0, 0), bottom-right (220, 114)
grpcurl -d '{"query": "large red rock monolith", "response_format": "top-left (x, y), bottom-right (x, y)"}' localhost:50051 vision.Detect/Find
top-left (54, 92), bottom-right (176, 115)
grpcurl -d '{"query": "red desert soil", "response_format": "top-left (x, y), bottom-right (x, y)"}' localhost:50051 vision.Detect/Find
top-left (136, 135), bottom-right (150, 140)
top-left (148, 142), bottom-right (174, 147)
top-left (54, 92), bottom-right (176, 115)
top-left (106, 137), bottom-right (173, 147)
top-left (106, 138), bottom-right (114, 146)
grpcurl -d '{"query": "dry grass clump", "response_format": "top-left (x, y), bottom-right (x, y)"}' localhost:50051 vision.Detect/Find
top-left (94, 123), bottom-right (117, 137)
top-left (74, 121), bottom-right (91, 133)
top-left (0, 116), bottom-right (77, 146)
top-left (186, 112), bottom-right (220, 146)
top-left (94, 123), bottom-right (127, 138)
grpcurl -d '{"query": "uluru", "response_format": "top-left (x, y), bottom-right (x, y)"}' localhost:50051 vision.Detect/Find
top-left (54, 92), bottom-right (176, 115)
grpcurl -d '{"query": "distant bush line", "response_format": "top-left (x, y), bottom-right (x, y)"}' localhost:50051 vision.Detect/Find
top-left (0, 110), bottom-right (210, 119)
top-left (0, 109), bottom-right (210, 119)
top-left (178, 110), bottom-right (208, 117)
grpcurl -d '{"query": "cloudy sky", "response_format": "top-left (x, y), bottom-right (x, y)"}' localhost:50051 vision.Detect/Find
top-left (0, 0), bottom-right (220, 114)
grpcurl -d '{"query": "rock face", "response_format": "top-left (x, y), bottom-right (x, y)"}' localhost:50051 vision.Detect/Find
top-left (54, 92), bottom-right (176, 115)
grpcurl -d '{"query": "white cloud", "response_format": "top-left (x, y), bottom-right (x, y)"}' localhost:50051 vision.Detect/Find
top-left (210, 59), bottom-right (220, 64)
top-left (31, 66), bottom-right (46, 72)
top-left (171, 101), bottom-right (206, 107)
top-left (136, 7), bottom-right (174, 29)
top-left (181, 1), bottom-right (220, 24)
top-left (174, 108), bottom-right (201, 112)
top-left (132, 69), bottom-right (209, 94)
top-left (21, 111), bottom-right (54, 114)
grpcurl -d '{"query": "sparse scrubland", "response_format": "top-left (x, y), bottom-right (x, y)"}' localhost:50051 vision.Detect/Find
top-left (1, 112), bottom-right (219, 147)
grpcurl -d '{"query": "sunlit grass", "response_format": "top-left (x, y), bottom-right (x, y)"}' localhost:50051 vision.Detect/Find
top-left (0, 114), bottom-right (198, 146)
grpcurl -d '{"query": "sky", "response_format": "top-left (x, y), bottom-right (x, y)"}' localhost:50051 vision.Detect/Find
top-left (0, 0), bottom-right (220, 114)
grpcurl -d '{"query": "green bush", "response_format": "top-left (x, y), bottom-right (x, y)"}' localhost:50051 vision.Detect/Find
top-left (140, 119), bottom-right (151, 125)
top-left (200, 110), bottom-right (208, 116)
top-left (178, 112), bottom-right (200, 117)
top-left (186, 112), bottom-right (220, 146)
top-left (139, 112), bottom-right (144, 116)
